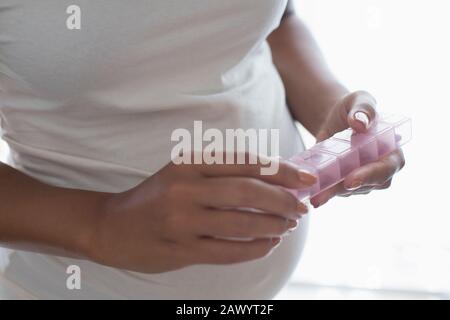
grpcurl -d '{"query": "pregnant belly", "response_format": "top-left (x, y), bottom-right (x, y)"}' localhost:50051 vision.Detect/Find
top-left (2, 215), bottom-right (308, 299)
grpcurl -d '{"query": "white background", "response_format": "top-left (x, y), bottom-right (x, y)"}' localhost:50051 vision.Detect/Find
top-left (279, 0), bottom-right (450, 299)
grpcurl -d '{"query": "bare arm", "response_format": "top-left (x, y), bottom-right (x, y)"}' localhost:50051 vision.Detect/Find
top-left (0, 162), bottom-right (106, 258)
top-left (268, 1), bottom-right (348, 137)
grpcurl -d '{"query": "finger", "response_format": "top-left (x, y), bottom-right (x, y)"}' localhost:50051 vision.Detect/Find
top-left (194, 237), bottom-right (281, 265)
top-left (311, 184), bottom-right (378, 207)
top-left (310, 183), bottom-right (344, 208)
top-left (344, 149), bottom-right (405, 190)
top-left (373, 179), bottom-right (392, 190)
top-left (341, 179), bottom-right (392, 195)
top-left (311, 175), bottom-right (394, 207)
top-left (311, 156), bottom-right (401, 207)
top-left (191, 152), bottom-right (317, 189)
top-left (194, 209), bottom-right (298, 239)
top-left (316, 91), bottom-right (377, 141)
top-left (196, 177), bottom-right (308, 219)
top-left (345, 91), bottom-right (378, 133)
top-left (351, 186), bottom-right (375, 195)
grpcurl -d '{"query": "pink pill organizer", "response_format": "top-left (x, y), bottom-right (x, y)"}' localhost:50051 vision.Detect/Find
top-left (287, 114), bottom-right (412, 201)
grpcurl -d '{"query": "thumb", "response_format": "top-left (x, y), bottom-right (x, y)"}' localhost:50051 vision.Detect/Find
top-left (345, 91), bottom-right (378, 133)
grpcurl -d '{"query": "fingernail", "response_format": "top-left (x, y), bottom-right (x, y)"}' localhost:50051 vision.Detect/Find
top-left (271, 237), bottom-right (282, 246)
top-left (311, 195), bottom-right (329, 208)
top-left (297, 202), bottom-right (309, 215)
top-left (312, 200), bottom-right (323, 208)
top-left (287, 220), bottom-right (298, 230)
top-left (346, 180), bottom-right (363, 191)
top-left (354, 111), bottom-right (370, 129)
top-left (297, 170), bottom-right (317, 186)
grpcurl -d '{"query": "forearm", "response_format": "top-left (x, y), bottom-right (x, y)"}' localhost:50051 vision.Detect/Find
top-left (0, 162), bottom-right (108, 258)
top-left (268, 14), bottom-right (349, 137)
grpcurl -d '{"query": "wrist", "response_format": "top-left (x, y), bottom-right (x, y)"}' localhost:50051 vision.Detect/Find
top-left (77, 191), bottom-right (114, 262)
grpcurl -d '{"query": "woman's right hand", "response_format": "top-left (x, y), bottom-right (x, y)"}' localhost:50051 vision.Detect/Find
top-left (89, 152), bottom-right (316, 274)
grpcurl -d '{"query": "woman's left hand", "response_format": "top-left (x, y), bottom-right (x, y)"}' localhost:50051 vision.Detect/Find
top-left (310, 90), bottom-right (406, 208)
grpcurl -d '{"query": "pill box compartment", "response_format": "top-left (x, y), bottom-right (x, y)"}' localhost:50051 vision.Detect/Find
top-left (372, 122), bottom-right (397, 157)
top-left (312, 138), bottom-right (360, 177)
top-left (381, 114), bottom-right (412, 147)
top-left (287, 114), bottom-right (411, 201)
top-left (333, 129), bottom-right (379, 165)
top-left (291, 151), bottom-right (341, 199)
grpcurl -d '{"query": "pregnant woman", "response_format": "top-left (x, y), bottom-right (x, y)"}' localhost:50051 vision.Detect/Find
top-left (0, 1), bottom-right (405, 299)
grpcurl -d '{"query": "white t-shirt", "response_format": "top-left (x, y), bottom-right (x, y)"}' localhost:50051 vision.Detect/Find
top-left (0, 0), bottom-right (308, 299)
